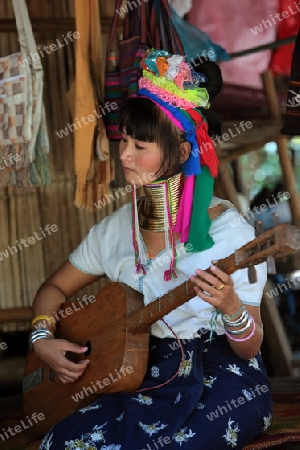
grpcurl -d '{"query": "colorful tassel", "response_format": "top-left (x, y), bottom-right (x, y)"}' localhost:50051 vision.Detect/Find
top-left (187, 109), bottom-right (219, 178)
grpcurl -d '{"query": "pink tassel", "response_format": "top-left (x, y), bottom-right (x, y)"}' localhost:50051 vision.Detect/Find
top-left (173, 175), bottom-right (195, 243)
top-left (136, 261), bottom-right (147, 275)
top-left (164, 269), bottom-right (178, 282)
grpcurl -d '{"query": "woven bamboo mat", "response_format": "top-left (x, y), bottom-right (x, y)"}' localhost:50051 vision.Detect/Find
top-left (0, 0), bottom-right (127, 326)
top-left (243, 392), bottom-right (300, 450)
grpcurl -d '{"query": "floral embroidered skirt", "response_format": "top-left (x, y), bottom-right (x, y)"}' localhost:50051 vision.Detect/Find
top-left (40, 332), bottom-right (273, 450)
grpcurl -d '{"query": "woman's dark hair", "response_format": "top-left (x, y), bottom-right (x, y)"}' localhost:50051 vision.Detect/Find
top-left (194, 57), bottom-right (223, 101)
top-left (119, 58), bottom-right (223, 178)
top-left (193, 56), bottom-right (223, 137)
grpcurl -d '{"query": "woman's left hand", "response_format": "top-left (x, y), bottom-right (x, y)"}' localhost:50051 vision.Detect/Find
top-left (190, 264), bottom-right (240, 316)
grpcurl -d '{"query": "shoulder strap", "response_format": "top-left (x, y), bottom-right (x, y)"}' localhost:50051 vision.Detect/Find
top-left (12, 0), bottom-right (43, 71)
top-left (106, 0), bottom-right (123, 58)
top-left (123, 0), bottom-right (148, 43)
top-left (140, 0), bottom-right (148, 44)
top-left (159, 0), bottom-right (184, 54)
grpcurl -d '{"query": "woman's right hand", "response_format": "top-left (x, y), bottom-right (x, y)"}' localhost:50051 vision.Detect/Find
top-left (33, 338), bottom-right (90, 384)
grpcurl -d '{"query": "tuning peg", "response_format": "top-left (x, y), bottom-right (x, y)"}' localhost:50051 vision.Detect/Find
top-left (267, 255), bottom-right (276, 274)
top-left (272, 212), bottom-right (280, 226)
top-left (254, 220), bottom-right (263, 237)
top-left (248, 265), bottom-right (257, 283)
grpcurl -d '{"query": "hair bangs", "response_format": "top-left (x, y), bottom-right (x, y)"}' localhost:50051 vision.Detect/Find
top-left (119, 98), bottom-right (160, 143)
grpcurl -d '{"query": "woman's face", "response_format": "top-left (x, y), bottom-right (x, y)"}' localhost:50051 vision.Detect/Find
top-left (119, 130), bottom-right (162, 186)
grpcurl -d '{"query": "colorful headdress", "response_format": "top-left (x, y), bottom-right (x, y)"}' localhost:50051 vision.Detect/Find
top-left (132, 49), bottom-right (220, 280)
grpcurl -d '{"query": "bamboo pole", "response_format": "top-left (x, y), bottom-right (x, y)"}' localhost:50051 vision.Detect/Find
top-left (8, 187), bottom-right (22, 309)
top-left (215, 160), bottom-right (242, 213)
top-left (261, 293), bottom-right (294, 376)
top-left (277, 136), bottom-right (300, 227)
top-left (0, 189), bottom-right (10, 311)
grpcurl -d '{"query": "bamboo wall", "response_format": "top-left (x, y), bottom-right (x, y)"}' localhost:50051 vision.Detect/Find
top-left (0, 0), bottom-right (129, 329)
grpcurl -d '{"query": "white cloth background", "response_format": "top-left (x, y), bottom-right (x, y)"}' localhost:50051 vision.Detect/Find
top-left (168, 0), bottom-right (193, 18)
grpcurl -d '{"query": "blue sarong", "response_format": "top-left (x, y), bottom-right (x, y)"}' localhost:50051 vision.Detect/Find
top-left (40, 332), bottom-right (272, 450)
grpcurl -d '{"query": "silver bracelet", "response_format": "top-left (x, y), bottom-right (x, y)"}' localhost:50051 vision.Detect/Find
top-left (222, 308), bottom-right (249, 328)
top-left (29, 329), bottom-right (54, 350)
top-left (224, 317), bottom-right (252, 335)
top-left (222, 309), bottom-right (248, 327)
top-left (222, 300), bottom-right (243, 321)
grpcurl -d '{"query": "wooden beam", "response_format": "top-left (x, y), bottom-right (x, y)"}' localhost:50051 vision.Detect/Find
top-left (219, 132), bottom-right (281, 162)
top-left (0, 18), bottom-right (74, 33)
top-left (261, 70), bottom-right (281, 120)
top-left (0, 307), bottom-right (31, 323)
top-left (0, 18), bottom-right (120, 34)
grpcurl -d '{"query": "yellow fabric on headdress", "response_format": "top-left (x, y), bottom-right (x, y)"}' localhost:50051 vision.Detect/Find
top-left (143, 70), bottom-right (210, 108)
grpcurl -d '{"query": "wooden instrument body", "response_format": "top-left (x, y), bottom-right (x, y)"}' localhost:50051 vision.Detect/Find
top-left (23, 283), bottom-right (149, 436)
top-left (23, 222), bottom-right (300, 437)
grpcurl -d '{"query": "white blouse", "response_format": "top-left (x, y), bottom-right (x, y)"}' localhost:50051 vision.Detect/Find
top-left (69, 197), bottom-right (267, 339)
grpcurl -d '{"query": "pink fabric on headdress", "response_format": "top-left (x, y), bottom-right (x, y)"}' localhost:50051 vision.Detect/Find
top-left (139, 95), bottom-right (184, 130)
top-left (173, 175), bottom-right (195, 242)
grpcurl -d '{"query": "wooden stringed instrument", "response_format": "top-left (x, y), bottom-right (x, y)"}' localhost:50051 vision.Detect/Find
top-left (23, 223), bottom-right (300, 437)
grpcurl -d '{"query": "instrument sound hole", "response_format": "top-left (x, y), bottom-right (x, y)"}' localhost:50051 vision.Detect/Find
top-left (85, 341), bottom-right (91, 356)
top-left (65, 341), bottom-right (91, 363)
top-left (49, 368), bottom-right (56, 382)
